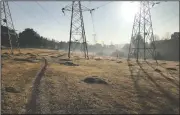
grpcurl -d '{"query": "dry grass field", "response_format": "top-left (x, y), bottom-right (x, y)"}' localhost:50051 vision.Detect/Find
top-left (1, 48), bottom-right (179, 114)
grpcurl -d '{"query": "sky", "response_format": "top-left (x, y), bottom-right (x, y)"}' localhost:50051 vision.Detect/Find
top-left (6, 1), bottom-right (179, 45)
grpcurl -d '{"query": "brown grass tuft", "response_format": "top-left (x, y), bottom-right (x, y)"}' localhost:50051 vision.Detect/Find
top-left (117, 61), bottom-right (122, 63)
top-left (166, 67), bottom-right (177, 71)
top-left (94, 58), bottom-right (101, 61)
top-left (128, 63), bottom-right (133, 66)
top-left (155, 68), bottom-right (161, 72)
top-left (13, 58), bottom-right (33, 62)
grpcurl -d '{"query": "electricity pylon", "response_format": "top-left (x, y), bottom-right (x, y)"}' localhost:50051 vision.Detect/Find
top-left (1, 1), bottom-right (20, 54)
top-left (62, 1), bottom-right (89, 59)
top-left (128, 1), bottom-right (160, 61)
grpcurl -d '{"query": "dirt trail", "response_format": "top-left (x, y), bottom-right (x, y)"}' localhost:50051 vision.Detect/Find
top-left (26, 58), bottom-right (48, 114)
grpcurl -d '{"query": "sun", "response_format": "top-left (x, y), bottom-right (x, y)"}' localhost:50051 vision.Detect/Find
top-left (120, 2), bottom-right (140, 22)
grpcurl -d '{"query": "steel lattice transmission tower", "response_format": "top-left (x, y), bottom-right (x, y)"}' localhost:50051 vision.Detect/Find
top-left (128, 1), bottom-right (160, 61)
top-left (62, 1), bottom-right (89, 59)
top-left (1, 1), bottom-right (20, 54)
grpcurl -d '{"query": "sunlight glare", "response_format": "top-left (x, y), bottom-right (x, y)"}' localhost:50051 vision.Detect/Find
top-left (120, 2), bottom-right (140, 23)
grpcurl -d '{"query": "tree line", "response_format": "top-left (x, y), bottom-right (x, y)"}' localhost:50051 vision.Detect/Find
top-left (121, 33), bottom-right (179, 61)
top-left (1, 26), bottom-right (117, 52)
top-left (1, 26), bottom-right (179, 61)
top-left (1, 26), bottom-right (61, 49)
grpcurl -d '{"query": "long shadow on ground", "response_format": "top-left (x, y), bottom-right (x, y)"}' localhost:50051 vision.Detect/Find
top-left (145, 61), bottom-right (179, 87)
top-left (128, 60), bottom-right (179, 114)
top-left (128, 61), bottom-right (151, 114)
top-left (137, 61), bottom-right (179, 105)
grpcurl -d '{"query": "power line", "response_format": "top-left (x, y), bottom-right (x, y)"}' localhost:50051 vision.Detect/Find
top-left (10, 2), bottom-right (48, 32)
top-left (91, 1), bottom-right (113, 10)
top-left (11, 2), bottom-right (39, 19)
top-left (35, 1), bottom-right (63, 25)
top-left (90, 11), bottom-right (97, 44)
top-left (58, 2), bottom-right (66, 7)
top-left (86, 1), bottom-right (113, 45)
top-left (151, 2), bottom-right (179, 31)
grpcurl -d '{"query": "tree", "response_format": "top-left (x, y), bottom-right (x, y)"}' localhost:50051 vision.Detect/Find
top-left (1, 25), bottom-right (17, 47)
top-left (19, 28), bottom-right (41, 47)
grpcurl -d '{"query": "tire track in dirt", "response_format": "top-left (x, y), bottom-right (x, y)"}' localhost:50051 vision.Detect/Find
top-left (26, 57), bottom-right (48, 114)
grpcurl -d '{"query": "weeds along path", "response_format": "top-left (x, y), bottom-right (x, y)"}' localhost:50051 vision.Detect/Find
top-left (26, 57), bottom-right (48, 114)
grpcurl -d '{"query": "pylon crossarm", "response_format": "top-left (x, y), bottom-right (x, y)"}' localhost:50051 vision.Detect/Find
top-left (80, 5), bottom-right (91, 12)
top-left (62, 3), bottom-right (91, 12)
top-left (145, 1), bottom-right (161, 8)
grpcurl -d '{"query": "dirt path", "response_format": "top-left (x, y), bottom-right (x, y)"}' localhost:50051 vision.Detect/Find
top-left (26, 58), bottom-right (48, 114)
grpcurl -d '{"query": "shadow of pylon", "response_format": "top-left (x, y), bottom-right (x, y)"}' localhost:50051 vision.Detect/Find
top-left (127, 60), bottom-right (149, 113)
top-left (137, 61), bottom-right (179, 106)
top-left (154, 61), bottom-right (178, 78)
top-left (145, 60), bottom-right (179, 87)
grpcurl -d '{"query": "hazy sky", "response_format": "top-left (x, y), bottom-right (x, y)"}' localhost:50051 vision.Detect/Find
top-left (8, 1), bottom-right (179, 45)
